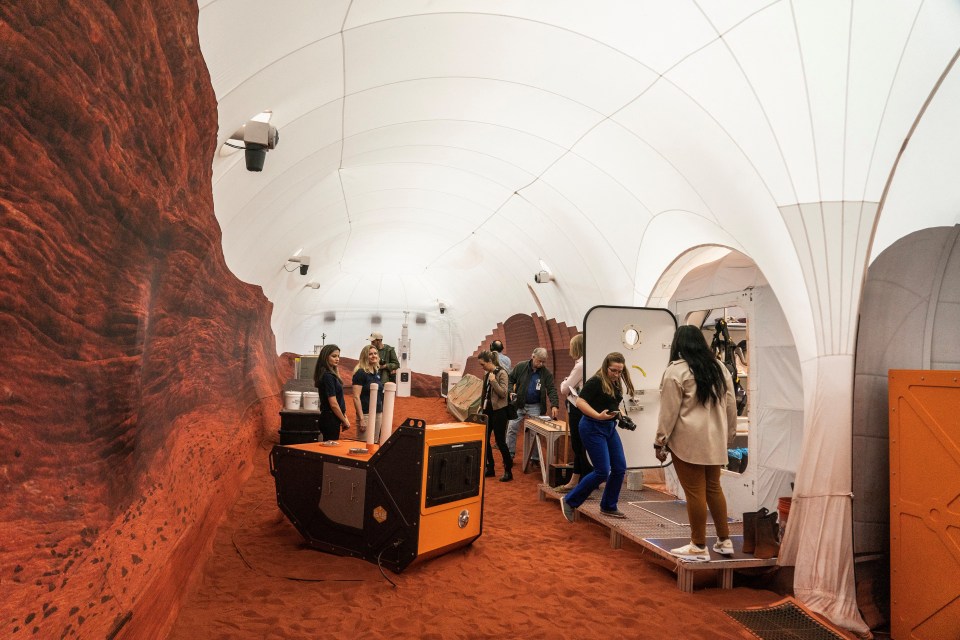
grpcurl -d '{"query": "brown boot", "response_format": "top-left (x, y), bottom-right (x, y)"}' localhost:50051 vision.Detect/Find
top-left (741, 508), bottom-right (768, 554)
top-left (754, 510), bottom-right (780, 559)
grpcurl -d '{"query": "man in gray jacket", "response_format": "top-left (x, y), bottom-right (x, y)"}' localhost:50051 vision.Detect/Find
top-left (506, 347), bottom-right (559, 460)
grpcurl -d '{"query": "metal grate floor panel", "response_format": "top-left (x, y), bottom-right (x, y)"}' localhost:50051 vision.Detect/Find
top-left (724, 599), bottom-right (847, 640)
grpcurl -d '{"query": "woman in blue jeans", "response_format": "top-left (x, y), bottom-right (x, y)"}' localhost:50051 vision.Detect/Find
top-left (560, 352), bottom-right (636, 521)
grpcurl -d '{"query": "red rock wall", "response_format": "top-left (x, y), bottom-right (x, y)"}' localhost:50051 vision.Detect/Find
top-left (0, 2), bottom-right (283, 638)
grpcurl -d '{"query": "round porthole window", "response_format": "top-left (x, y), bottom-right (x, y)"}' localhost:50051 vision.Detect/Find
top-left (622, 325), bottom-right (642, 349)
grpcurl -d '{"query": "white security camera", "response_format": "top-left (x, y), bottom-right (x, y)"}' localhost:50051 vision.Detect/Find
top-left (288, 256), bottom-right (310, 275)
top-left (233, 119), bottom-right (280, 172)
top-left (534, 270), bottom-right (554, 284)
top-left (439, 301), bottom-right (447, 314)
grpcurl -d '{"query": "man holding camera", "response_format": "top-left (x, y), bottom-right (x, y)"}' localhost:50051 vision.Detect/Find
top-left (506, 347), bottom-right (559, 462)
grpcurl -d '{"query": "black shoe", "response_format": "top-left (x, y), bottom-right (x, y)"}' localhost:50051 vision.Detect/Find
top-left (484, 469), bottom-right (496, 478)
top-left (600, 508), bottom-right (627, 519)
top-left (499, 470), bottom-right (513, 482)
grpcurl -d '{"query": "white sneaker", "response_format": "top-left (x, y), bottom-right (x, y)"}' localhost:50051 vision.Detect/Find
top-left (669, 541), bottom-right (710, 561)
top-left (713, 538), bottom-right (734, 556)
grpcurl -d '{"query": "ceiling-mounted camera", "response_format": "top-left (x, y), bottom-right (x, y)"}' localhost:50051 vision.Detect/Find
top-left (534, 270), bottom-right (554, 284)
top-left (288, 256), bottom-right (310, 275)
top-left (438, 301), bottom-right (447, 314)
top-left (229, 115), bottom-right (280, 172)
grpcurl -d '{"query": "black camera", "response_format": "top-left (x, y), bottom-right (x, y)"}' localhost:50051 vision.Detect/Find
top-left (617, 414), bottom-right (637, 431)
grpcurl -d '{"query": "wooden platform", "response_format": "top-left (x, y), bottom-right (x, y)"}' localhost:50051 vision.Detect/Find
top-left (539, 484), bottom-right (779, 592)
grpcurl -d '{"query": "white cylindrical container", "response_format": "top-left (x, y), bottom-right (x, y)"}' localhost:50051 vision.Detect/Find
top-left (365, 383), bottom-right (379, 447)
top-left (283, 391), bottom-right (302, 411)
top-left (301, 391), bottom-right (320, 411)
top-left (380, 382), bottom-right (397, 443)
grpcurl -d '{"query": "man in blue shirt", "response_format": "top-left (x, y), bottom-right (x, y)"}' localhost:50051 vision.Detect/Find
top-left (506, 347), bottom-right (559, 461)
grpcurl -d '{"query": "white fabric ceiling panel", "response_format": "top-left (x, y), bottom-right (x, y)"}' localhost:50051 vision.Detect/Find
top-left (722, 1), bottom-right (817, 203)
top-left (338, 162), bottom-right (507, 212)
top-left (342, 13), bottom-right (655, 114)
top-left (343, 0), bottom-right (716, 72)
top-left (573, 120), bottom-right (709, 219)
top-left (537, 153), bottom-right (649, 268)
top-left (341, 145), bottom-right (536, 198)
top-left (843, 0), bottom-right (924, 200)
top-left (343, 77), bottom-right (602, 150)
top-left (791, 1), bottom-right (851, 200)
top-left (613, 81), bottom-right (779, 234)
top-left (344, 188), bottom-right (492, 226)
top-left (199, 0), bottom-right (347, 97)
top-left (664, 37), bottom-right (796, 202)
top-left (497, 181), bottom-right (629, 291)
top-left (343, 121), bottom-right (562, 177)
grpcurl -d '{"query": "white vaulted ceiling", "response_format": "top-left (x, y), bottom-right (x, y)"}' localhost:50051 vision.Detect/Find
top-left (198, 0), bottom-right (960, 369)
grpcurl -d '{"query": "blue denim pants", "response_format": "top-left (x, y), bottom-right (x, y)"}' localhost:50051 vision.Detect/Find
top-left (506, 403), bottom-right (541, 458)
top-left (564, 416), bottom-right (626, 512)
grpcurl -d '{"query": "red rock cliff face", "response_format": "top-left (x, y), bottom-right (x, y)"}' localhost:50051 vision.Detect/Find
top-left (0, 2), bottom-right (283, 638)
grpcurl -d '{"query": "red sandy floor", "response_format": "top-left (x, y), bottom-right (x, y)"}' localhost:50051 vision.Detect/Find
top-left (168, 396), bottom-right (784, 639)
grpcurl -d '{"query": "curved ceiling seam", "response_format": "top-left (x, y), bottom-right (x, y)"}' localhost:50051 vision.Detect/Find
top-left (424, 188), bottom-right (606, 301)
top-left (340, 11), bottom-right (661, 74)
top-left (342, 74), bottom-right (621, 122)
top-left (787, 0), bottom-right (832, 354)
top-left (335, 169), bottom-right (353, 273)
top-left (223, 150), bottom-right (346, 241)
top-left (331, 158), bottom-right (533, 266)
top-left (208, 31), bottom-right (342, 104)
top-left (341, 143), bottom-right (557, 184)
top-left (691, 1), bottom-right (801, 206)
top-left (511, 188), bottom-right (636, 282)
top-left (504, 15), bottom-right (739, 225)
top-left (337, 24), bottom-right (348, 170)
top-left (226, 114), bottom-right (673, 244)
top-left (694, 0), bottom-right (785, 38)
top-left (339, 159), bottom-right (536, 194)
top-left (855, 3), bottom-right (925, 206)
top-left (500, 0), bottom-right (787, 222)
top-left (332, 186), bottom-right (496, 217)
top-left (507, 179), bottom-right (640, 289)
top-left (690, 0), bottom-right (833, 350)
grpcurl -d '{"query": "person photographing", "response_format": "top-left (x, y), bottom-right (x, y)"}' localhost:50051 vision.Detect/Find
top-left (560, 352), bottom-right (635, 522)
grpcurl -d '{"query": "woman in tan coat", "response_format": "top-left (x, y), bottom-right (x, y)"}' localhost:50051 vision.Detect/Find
top-left (655, 325), bottom-right (737, 559)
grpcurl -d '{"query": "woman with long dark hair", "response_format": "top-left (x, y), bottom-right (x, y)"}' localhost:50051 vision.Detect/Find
top-left (478, 350), bottom-right (513, 482)
top-left (314, 344), bottom-right (350, 441)
top-left (655, 325), bottom-right (737, 559)
top-left (560, 352), bottom-right (635, 522)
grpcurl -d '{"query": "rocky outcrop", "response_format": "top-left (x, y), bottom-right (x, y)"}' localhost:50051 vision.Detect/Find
top-left (0, 2), bottom-right (283, 638)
